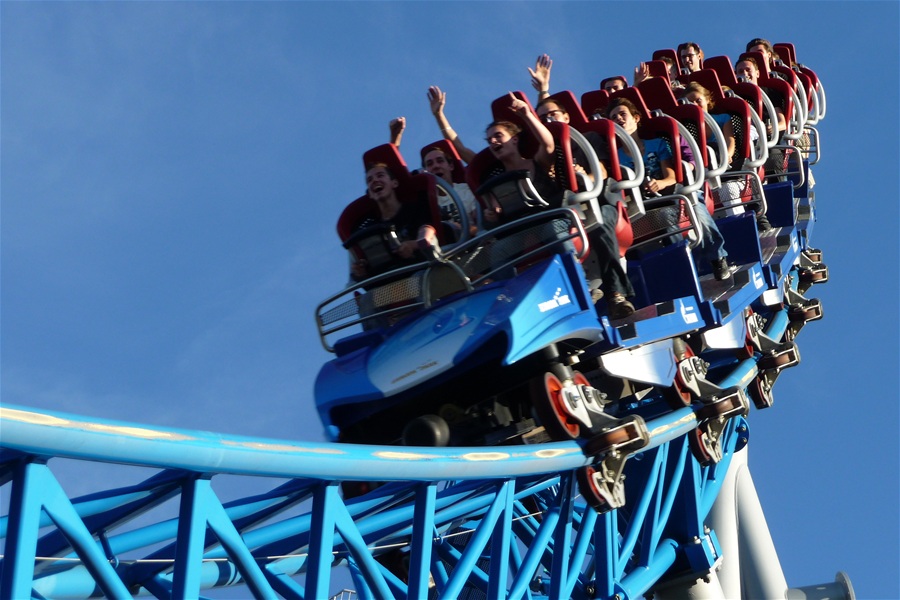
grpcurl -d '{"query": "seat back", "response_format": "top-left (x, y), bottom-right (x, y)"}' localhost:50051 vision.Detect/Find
top-left (729, 82), bottom-right (764, 118)
top-left (638, 115), bottom-right (685, 186)
top-left (645, 59), bottom-right (673, 82)
top-left (467, 117), bottom-right (577, 221)
top-left (773, 43), bottom-right (796, 67)
top-left (652, 48), bottom-right (680, 72)
top-left (581, 89), bottom-right (610, 119)
top-left (741, 54), bottom-right (796, 140)
top-left (712, 96), bottom-right (754, 169)
top-left (637, 76), bottom-right (679, 112)
top-left (703, 55), bottom-right (739, 88)
top-left (546, 120), bottom-right (578, 194)
top-left (790, 68), bottom-right (816, 114)
top-left (678, 69), bottom-right (727, 104)
top-left (577, 117), bottom-right (649, 256)
top-left (547, 90), bottom-right (590, 128)
top-left (666, 104), bottom-right (708, 168)
top-left (362, 143), bottom-right (414, 189)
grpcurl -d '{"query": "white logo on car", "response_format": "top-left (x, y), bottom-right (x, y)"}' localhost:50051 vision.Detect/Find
top-left (539, 288), bottom-right (571, 313)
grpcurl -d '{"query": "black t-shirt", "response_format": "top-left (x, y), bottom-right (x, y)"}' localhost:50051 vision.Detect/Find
top-left (480, 160), bottom-right (565, 226)
top-left (572, 131), bottom-right (611, 180)
top-left (354, 200), bottom-right (430, 242)
top-left (350, 200), bottom-right (434, 278)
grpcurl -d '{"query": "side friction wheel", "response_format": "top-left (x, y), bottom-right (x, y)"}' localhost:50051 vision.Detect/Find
top-left (748, 374), bottom-right (774, 409)
top-left (689, 427), bottom-right (714, 466)
top-left (662, 340), bottom-right (696, 409)
top-left (532, 371), bottom-right (589, 441)
top-left (584, 423), bottom-right (635, 457)
top-left (576, 465), bottom-right (610, 512)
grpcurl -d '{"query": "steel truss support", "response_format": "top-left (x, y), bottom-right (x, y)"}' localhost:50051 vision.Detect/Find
top-left (0, 402), bottom-right (848, 599)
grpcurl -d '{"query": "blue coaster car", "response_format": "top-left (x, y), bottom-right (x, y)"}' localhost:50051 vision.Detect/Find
top-left (314, 83), bottom-right (826, 465)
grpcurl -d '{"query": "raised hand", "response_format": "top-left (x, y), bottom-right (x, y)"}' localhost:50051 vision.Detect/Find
top-left (633, 62), bottom-right (651, 85)
top-left (508, 92), bottom-right (530, 116)
top-left (427, 86), bottom-right (446, 116)
top-left (529, 53), bottom-right (553, 94)
top-left (389, 116), bottom-right (406, 146)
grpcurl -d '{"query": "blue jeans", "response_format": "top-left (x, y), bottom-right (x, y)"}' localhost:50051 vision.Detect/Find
top-left (661, 194), bottom-right (727, 266)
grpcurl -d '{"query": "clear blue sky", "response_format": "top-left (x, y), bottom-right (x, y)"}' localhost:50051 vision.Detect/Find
top-left (2, 2), bottom-right (898, 598)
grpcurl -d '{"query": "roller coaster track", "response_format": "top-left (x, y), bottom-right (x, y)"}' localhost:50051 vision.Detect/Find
top-left (0, 297), bottom-right (852, 599)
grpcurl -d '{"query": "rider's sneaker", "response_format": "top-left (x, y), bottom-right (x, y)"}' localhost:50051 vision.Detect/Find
top-left (588, 279), bottom-right (604, 304)
top-left (608, 293), bottom-right (635, 319)
top-left (712, 258), bottom-right (732, 281)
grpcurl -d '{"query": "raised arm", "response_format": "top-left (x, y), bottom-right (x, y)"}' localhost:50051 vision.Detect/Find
top-left (389, 116), bottom-right (406, 147)
top-left (529, 54), bottom-right (553, 103)
top-left (632, 62), bottom-right (651, 86)
top-left (508, 92), bottom-right (555, 167)
top-left (427, 86), bottom-right (476, 164)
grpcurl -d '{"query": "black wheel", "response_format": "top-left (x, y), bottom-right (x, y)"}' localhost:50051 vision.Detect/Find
top-left (747, 375), bottom-right (774, 409)
top-left (799, 264), bottom-right (827, 283)
top-left (788, 300), bottom-right (823, 323)
top-left (531, 371), bottom-right (587, 441)
top-left (663, 342), bottom-right (695, 409)
top-left (576, 465), bottom-right (613, 513)
top-left (758, 348), bottom-right (796, 370)
top-left (662, 383), bottom-right (692, 409)
top-left (584, 424), bottom-right (635, 456)
top-left (688, 427), bottom-right (714, 466)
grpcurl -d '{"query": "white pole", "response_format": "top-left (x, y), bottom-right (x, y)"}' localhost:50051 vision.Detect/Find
top-left (653, 568), bottom-right (727, 599)
top-left (706, 446), bottom-right (789, 600)
top-left (706, 446), bottom-right (743, 599)
top-left (733, 450), bottom-right (790, 599)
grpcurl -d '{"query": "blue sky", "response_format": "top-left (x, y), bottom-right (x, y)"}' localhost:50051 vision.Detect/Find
top-left (2, 2), bottom-right (898, 598)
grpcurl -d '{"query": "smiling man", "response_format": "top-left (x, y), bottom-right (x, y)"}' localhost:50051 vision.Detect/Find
top-left (349, 163), bottom-right (437, 281)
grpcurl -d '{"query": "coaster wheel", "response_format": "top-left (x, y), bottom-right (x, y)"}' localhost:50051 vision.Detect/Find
top-left (531, 371), bottom-right (589, 441)
top-left (748, 373), bottom-right (774, 409)
top-left (662, 382), bottom-right (692, 410)
top-left (736, 309), bottom-right (758, 360)
top-left (788, 299), bottom-right (823, 323)
top-left (576, 465), bottom-right (611, 512)
top-left (584, 422), bottom-right (637, 457)
top-left (799, 264), bottom-right (828, 284)
top-left (662, 341), bottom-right (696, 409)
top-left (688, 427), bottom-right (714, 466)
top-left (757, 342), bottom-right (799, 370)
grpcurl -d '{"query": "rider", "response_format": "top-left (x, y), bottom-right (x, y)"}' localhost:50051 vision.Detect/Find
top-left (349, 162), bottom-right (438, 282)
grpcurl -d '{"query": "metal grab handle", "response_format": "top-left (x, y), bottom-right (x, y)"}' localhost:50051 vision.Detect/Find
top-left (702, 111), bottom-right (729, 179)
top-left (744, 106), bottom-right (769, 169)
top-left (757, 87), bottom-right (780, 149)
top-left (432, 175), bottom-right (472, 249)
top-left (566, 128), bottom-right (606, 225)
top-left (602, 118), bottom-right (645, 192)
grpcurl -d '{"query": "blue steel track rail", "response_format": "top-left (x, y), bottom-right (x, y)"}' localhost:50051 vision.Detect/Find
top-left (0, 376), bottom-right (754, 599)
